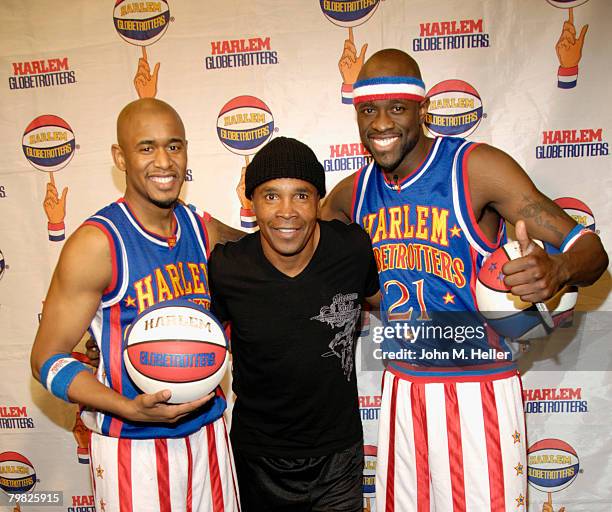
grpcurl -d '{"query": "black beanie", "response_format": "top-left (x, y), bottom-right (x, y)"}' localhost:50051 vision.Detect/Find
top-left (245, 137), bottom-right (326, 199)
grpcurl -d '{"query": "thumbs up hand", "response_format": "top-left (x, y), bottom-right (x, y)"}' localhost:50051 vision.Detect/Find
top-left (502, 220), bottom-right (565, 303)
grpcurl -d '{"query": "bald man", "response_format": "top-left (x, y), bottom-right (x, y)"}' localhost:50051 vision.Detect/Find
top-left (31, 99), bottom-right (241, 511)
top-left (322, 50), bottom-right (607, 510)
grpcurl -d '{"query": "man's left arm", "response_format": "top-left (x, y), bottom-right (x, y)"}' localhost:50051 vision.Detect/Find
top-left (468, 144), bottom-right (608, 303)
top-left (205, 216), bottom-right (245, 248)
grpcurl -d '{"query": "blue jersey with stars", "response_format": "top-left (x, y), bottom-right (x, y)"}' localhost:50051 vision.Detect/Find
top-left (80, 199), bottom-right (225, 438)
top-left (352, 137), bottom-right (514, 378)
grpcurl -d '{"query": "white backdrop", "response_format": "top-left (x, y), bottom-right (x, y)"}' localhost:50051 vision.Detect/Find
top-left (0, 1), bottom-right (610, 511)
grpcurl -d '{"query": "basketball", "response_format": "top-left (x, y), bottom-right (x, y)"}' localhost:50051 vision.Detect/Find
top-left (476, 240), bottom-right (577, 340)
top-left (123, 299), bottom-right (229, 404)
top-left (528, 439), bottom-right (580, 493)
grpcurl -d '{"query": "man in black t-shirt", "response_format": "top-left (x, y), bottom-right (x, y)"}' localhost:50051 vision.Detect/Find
top-left (208, 137), bottom-right (380, 512)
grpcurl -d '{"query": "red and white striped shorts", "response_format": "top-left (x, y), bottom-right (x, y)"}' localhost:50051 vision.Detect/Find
top-left (88, 417), bottom-right (240, 512)
top-left (376, 369), bottom-right (527, 512)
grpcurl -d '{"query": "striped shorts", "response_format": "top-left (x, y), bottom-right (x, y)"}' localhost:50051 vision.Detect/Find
top-left (88, 417), bottom-right (240, 512)
top-left (376, 368), bottom-right (527, 511)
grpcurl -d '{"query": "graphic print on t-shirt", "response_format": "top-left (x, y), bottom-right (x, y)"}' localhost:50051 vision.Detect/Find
top-left (311, 292), bottom-right (361, 380)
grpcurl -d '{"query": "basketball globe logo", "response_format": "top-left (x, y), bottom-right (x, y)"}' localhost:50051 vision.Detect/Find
top-left (320, 0), bottom-right (380, 27)
top-left (217, 96), bottom-right (274, 156)
top-left (528, 439), bottom-right (580, 493)
top-left (546, 0), bottom-right (590, 8)
top-left (362, 445), bottom-right (377, 497)
top-left (425, 79), bottom-right (483, 138)
top-left (113, 0), bottom-right (170, 46)
top-left (22, 115), bottom-right (75, 172)
top-left (555, 197), bottom-right (596, 231)
top-left (0, 451), bottom-right (36, 494)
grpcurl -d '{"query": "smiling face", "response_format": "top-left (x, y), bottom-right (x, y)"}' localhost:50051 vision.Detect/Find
top-left (355, 49), bottom-right (430, 176)
top-left (252, 178), bottom-right (320, 273)
top-left (357, 97), bottom-right (425, 174)
top-left (112, 99), bottom-right (187, 212)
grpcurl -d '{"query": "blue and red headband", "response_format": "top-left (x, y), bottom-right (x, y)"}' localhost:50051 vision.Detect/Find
top-left (352, 76), bottom-right (426, 106)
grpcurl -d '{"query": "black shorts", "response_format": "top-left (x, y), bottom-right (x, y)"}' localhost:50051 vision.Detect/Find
top-left (233, 441), bottom-right (364, 512)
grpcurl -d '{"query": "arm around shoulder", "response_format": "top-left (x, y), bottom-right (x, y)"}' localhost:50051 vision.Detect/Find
top-left (320, 173), bottom-right (355, 223)
top-left (205, 215), bottom-right (245, 248)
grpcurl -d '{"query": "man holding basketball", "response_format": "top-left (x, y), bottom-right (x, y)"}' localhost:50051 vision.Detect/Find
top-left (208, 136), bottom-right (380, 511)
top-left (31, 98), bottom-right (242, 511)
top-left (321, 49), bottom-right (607, 510)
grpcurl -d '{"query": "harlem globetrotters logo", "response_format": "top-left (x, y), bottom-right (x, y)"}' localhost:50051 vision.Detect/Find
top-left (0, 451), bottom-right (37, 494)
top-left (363, 445), bottom-right (377, 511)
top-left (113, 0), bottom-right (172, 99)
top-left (425, 79), bottom-right (484, 138)
top-left (113, 0), bottom-right (170, 46)
top-left (555, 197), bottom-right (596, 232)
top-left (217, 96), bottom-right (275, 229)
top-left (319, 0), bottom-right (381, 104)
top-left (528, 438), bottom-right (581, 511)
top-left (22, 115), bottom-right (76, 242)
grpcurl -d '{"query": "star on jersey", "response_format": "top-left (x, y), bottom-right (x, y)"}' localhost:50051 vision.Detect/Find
top-left (514, 462), bottom-right (524, 475)
top-left (443, 292), bottom-right (455, 304)
top-left (487, 262), bottom-right (497, 272)
top-left (124, 295), bottom-right (136, 308)
top-left (515, 494), bottom-right (525, 507)
top-left (512, 431), bottom-right (521, 444)
top-left (449, 224), bottom-right (462, 238)
top-left (497, 271), bottom-right (505, 282)
top-left (99, 498), bottom-right (107, 512)
top-left (96, 465), bottom-right (104, 478)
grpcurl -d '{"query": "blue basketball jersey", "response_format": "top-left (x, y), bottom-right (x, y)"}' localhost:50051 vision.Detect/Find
top-left (352, 137), bottom-right (514, 377)
top-left (81, 200), bottom-right (225, 438)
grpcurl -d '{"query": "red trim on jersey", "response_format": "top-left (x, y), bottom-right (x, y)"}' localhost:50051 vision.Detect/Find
top-left (385, 375), bottom-right (399, 511)
top-left (445, 384), bottom-right (466, 511)
top-left (185, 436), bottom-right (193, 512)
top-left (468, 246), bottom-right (478, 305)
top-left (470, 247), bottom-right (503, 353)
top-left (197, 213), bottom-right (211, 259)
top-left (88, 431), bottom-right (96, 496)
top-left (411, 382), bottom-right (430, 511)
top-left (206, 422), bottom-right (225, 512)
top-left (481, 381), bottom-right (506, 511)
top-left (350, 167), bottom-right (364, 223)
top-left (186, 436), bottom-right (193, 512)
top-left (118, 438), bottom-right (133, 512)
top-left (83, 220), bottom-right (118, 295)
top-left (155, 439), bottom-right (171, 512)
top-left (109, 303), bottom-right (124, 438)
top-left (389, 364), bottom-right (517, 383)
top-left (460, 144), bottom-right (501, 250)
top-left (222, 419), bottom-right (241, 511)
top-left (122, 198), bottom-right (179, 245)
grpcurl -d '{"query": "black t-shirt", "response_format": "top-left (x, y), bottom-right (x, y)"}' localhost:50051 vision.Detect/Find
top-left (208, 220), bottom-right (379, 457)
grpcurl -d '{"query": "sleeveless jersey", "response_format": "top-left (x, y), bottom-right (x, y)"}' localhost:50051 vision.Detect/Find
top-left (352, 137), bottom-right (514, 378)
top-left (80, 199), bottom-right (225, 438)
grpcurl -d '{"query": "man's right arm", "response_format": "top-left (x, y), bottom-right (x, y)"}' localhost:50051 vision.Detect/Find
top-left (31, 225), bottom-right (212, 423)
top-left (320, 174), bottom-right (355, 223)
